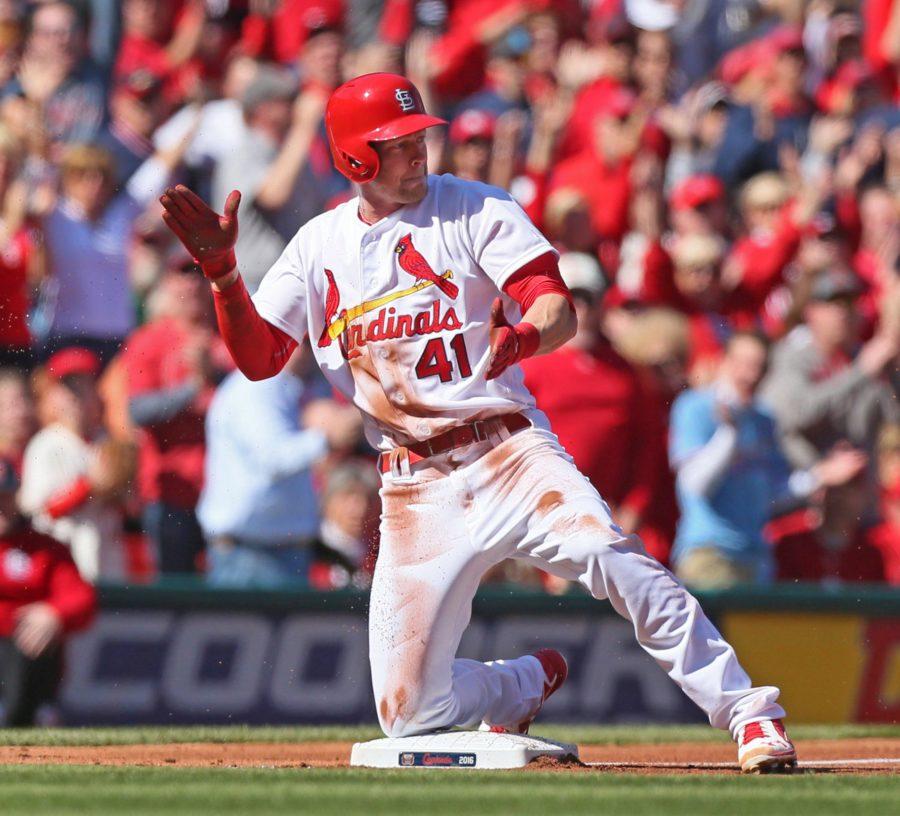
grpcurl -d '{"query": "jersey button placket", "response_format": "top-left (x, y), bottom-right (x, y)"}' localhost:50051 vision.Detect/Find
top-left (361, 228), bottom-right (399, 413)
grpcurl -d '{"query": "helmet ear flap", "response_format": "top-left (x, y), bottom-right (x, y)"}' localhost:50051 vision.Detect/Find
top-left (340, 146), bottom-right (379, 183)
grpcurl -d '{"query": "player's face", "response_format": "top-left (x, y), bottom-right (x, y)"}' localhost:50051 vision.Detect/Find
top-left (370, 131), bottom-right (429, 205)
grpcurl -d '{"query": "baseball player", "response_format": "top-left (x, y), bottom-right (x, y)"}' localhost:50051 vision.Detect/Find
top-left (160, 73), bottom-right (796, 773)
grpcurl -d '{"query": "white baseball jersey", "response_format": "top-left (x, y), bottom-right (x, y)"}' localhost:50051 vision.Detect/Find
top-left (252, 173), bottom-right (556, 451)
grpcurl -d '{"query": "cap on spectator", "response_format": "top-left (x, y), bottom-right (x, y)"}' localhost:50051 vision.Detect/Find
top-left (809, 268), bottom-right (864, 302)
top-left (490, 26), bottom-right (532, 60)
top-left (301, 0), bottom-right (343, 38)
top-left (766, 24), bottom-right (805, 56)
top-left (670, 234), bottom-right (724, 269)
top-left (669, 174), bottom-right (724, 211)
top-left (740, 172), bottom-right (789, 211)
top-left (449, 109), bottom-right (496, 144)
top-left (718, 40), bottom-right (767, 85)
top-left (558, 252), bottom-right (607, 298)
top-left (46, 347), bottom-right (102, 381)
top-left (241, 66), bottom-right (297, 116)
top-left (694, 81), bottom-right (729, 113)
top-left (115, 68), bottom-right (165, 102)
top-left (624, 0), bottom-right (679, 32)
top-left (0, 458), bottom-right (18, 494)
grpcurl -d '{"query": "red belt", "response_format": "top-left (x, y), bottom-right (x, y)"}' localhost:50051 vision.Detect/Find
top-left (378, 413), bottom-right (530, 473)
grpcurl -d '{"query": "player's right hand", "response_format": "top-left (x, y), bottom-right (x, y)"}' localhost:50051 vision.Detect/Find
top-left (160, 185), bottom-right (241, 281)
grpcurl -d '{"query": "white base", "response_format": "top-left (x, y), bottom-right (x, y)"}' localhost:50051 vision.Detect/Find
top-left (350, 730), bottom-right (579, 769)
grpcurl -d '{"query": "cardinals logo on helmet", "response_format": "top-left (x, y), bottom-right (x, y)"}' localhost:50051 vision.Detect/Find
top-left (395, 89), bottom-right (416, 112)
top-left (395, 234), bottom-right (459, 299)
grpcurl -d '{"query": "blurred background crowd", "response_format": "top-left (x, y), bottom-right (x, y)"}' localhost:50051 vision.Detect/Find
top-left (0, 0), bottom-right (899, 613)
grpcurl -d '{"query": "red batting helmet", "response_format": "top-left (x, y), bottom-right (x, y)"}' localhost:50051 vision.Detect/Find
top-left (325, 73), bottom-right (447, 184)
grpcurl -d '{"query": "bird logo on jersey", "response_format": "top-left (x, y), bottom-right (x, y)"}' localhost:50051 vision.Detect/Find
top-left (394, 234), bottom-right (459, 299)
top-left (318, 268), bottom-right (343, 348)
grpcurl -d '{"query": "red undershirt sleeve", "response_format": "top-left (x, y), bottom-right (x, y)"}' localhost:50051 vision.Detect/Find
top-left (501, 251), bottom-right (575, 314)
top-left (45, 476), bottom-right (92, 520)
top-left (212, 278), bottom-right (299, 381)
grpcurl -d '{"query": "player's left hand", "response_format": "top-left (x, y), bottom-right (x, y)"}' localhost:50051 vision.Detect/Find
top-left (486, 298), bottom-right (521, 380)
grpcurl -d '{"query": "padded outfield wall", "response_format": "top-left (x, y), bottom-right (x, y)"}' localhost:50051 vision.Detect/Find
top-left (58, 582), bottom-right (900, 725)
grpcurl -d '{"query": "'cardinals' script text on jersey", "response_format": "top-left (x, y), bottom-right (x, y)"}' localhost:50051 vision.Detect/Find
top-left (252, 174), bottom-right (557, 450)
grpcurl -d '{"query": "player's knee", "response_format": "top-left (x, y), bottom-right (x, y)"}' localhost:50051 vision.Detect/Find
top-left (378, 689), bottom-right (457, 738)
top-left (380, 718), bottom-right (420, 739)
top-left (377, 685), bottom-right (412, 737)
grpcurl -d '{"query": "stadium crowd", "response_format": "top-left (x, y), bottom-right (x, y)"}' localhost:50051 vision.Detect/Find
top-left (0, 0), bottom-right (898, 602)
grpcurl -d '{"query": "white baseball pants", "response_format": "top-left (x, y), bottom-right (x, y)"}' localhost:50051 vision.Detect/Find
top-left (369, 424), bottom-right (784, 739)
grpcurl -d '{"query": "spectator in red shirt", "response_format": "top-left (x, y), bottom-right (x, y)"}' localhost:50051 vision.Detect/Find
top-left (240, 0), bottom-right (344, 67)
top-left (0, 458), bottom-right (95, 725)
top-left (863, 0), bottom-right (900, 96)
top-left (866, 423), bottom-right (900, 584)
top-left (555, 22), bottom-right (634, 161)
top-left (114, 0), bottom-right (206, 103)
top-left (724, 172), bottom-right (808, 317)
top-left (853, 185), bottom-right (898, 334)
top-left (521, 251), bottom-right (668, 554)
top-left (772, 473), bottom-right (886, 584)
top-left (0, 124), bottom-right (41, 369)
top-left (426, 0), bottom-right (535, 101)
top-left (121, 257), bottom-right (233, 574)
top-left (548, 90), bottom-right (642, 270)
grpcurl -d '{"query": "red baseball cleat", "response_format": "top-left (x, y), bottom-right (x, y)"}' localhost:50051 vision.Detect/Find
top-left (481, 649), bottom-right (568, 735)
top-left (737, 718), bottom-right (797, 773)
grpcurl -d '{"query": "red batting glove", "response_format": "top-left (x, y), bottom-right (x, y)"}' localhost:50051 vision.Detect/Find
top-left (485, 297), bottom-right (540, 380)
top-left (160, 185), bottom-right (241, 282)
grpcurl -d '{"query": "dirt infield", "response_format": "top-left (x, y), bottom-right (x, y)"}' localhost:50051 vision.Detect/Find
top-left (4, 738), bottom-right (899, 775)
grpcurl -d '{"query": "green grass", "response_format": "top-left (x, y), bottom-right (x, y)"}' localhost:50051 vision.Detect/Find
top-left (1, 765), bottom-right (899, 816)
top-left (0, 722), bottom-right (898, 747)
